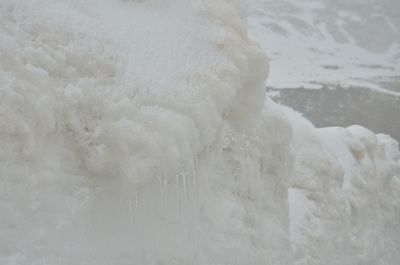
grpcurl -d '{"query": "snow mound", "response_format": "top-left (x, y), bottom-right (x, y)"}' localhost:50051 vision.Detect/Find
top-left (0, 0), bottom-right (399, 264)
top-left (281, 105), bottom-right (400, 264)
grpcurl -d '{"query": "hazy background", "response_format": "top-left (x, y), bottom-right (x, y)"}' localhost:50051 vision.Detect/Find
top-left (242, 0), bottom-right (400, 140)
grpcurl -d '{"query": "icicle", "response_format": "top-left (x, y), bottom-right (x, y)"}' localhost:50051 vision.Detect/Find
top-left (158, 177), bottom-right (163, 194)
top-left (241, 134), bottom-right (247, 174)
top-left (157, 177), bottom-right (163, 208)
top-left (242, 135), bottom-right (253, 197)
top-left (135, 191), bottom-right (139, 209)
top-left (233, 176), bottom-right (238, 196)
top-left (163, 178), bottom-right (168, 208)
top-left (175, 174), bottom-right (180, 208)
top-left (182, 172), bottom-right (188, 204)
top-left (128, 195), bottom-right (135, 224)
top-left (192, 155), bottom-right (198, 201)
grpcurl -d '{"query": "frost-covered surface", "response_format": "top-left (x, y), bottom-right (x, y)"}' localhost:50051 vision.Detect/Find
top-left (241, 0), bottom-right (400, 94)
top-left (0, 0), bottom-right (399, 264)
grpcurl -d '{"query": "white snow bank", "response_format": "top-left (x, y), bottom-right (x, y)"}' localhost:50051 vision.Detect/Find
top-left (0, 0), bottom-right (291, 264)
top-left (276, 103), bottom-right (400, 264)
top-left (0, 0), bottom-right (399, 264)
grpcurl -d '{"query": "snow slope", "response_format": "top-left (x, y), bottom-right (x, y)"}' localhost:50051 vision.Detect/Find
top-left (0, 0), bottom-right (399, 264)
top-left (242, 0), bottom-right (400, 94)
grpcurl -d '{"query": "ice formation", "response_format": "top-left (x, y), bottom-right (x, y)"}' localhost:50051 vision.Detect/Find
top-left (0, 0), bottom-right (399, 264)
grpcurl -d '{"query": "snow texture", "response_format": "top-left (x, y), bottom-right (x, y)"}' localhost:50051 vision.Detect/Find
top-left (0, 0), bottom-right (399, 264)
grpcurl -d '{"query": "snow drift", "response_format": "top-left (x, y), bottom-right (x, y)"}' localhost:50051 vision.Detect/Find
top-left (0, 0), bottom-right (399, 264)
top-left (281, 105), bottom-right (400, 265)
